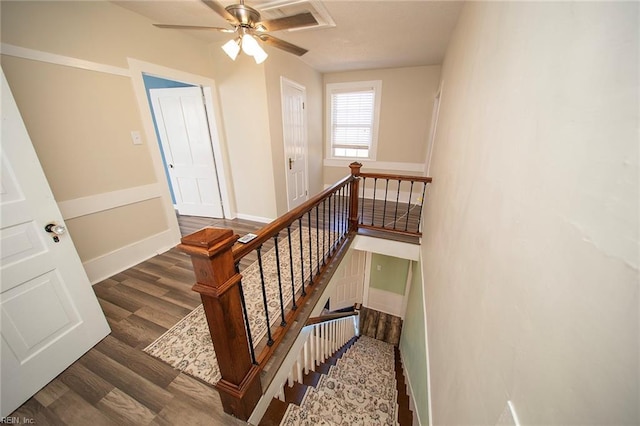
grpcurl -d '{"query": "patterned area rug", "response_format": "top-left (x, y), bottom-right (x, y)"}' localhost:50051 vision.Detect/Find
top-left (144, 227), bottom-right (327, 385)
top-left (280, 335), bottom-right (399, 425)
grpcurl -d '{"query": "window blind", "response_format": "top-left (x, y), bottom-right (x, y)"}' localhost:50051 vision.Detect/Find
top-left (331, 89), bottom-right (375, 150)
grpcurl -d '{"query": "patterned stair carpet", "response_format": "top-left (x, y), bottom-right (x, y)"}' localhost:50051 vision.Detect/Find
top-left (143, 227), bottom-right (333, 385)
top-left (280, 335), bottom-right (399, 426)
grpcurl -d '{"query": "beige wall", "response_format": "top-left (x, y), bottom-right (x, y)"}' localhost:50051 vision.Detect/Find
top-left (422, 2), bottom-right (639, 425)
top-left (323, 66), bottom-right (440, 186)
top-left (1, 1), bottom-right (216, 268)
top-left (264, 47), bottom-right (323, 215)
top-left (210, 49), bottom-right (278, 221)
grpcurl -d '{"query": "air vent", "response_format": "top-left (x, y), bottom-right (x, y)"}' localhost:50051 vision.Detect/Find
top-left (256, 0), bottom-right (335, 31)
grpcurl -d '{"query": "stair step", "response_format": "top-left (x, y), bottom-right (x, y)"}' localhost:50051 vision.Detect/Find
top-left (260, 398), bottom-right (289, 426)
top-left (283, 381), bottom-right (308, 406)
top-left (279, 404), bottom-right (338, 426)
top-left (300, 386), bottom-right (397, 425)
top-left (327, 364), bottom-right (397, 402)
top-left (315, 375), bottom-right (398, 423)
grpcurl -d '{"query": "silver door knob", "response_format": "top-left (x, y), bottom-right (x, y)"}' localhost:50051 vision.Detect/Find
top-left (44, 223), bottom-right (66, 235)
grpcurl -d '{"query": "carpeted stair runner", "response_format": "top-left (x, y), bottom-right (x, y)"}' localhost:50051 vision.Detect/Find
top-left (263, 335), bottom-right (412, 426)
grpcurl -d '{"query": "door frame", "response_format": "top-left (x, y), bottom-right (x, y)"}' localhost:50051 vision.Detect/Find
top-left (128, 59), bottom-right (235, 240)
top-left (280, 76), bottom-right (309, 211)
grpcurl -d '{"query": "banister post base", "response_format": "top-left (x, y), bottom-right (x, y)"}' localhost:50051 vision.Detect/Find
top-left (178, 227), bottom-right (261, 421)
top-left (216, 366), bottom-right (262, 420)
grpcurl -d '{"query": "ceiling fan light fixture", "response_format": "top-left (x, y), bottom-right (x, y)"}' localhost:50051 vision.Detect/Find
top-left (253, 46), bottom-right (268, 64)
top-left (241, 33), bottom-right (261, 56)
top-left (222, 38), bottom-right (241, 60)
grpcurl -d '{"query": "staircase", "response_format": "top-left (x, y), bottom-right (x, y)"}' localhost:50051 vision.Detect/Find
top-left (260, 335), bottom-right (413, 425)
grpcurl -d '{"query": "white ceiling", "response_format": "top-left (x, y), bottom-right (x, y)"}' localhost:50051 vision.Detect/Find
top-left (113, 0), bottom-right (464, 73)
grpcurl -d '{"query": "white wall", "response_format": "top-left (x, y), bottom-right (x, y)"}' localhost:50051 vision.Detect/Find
top-left (422, 2), bottom-right (638, 425)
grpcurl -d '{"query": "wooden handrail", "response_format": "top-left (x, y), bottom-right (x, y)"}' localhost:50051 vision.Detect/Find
top-left (232, 174), bottom-right (354, 261)
top-left (305, 311), bottom-right (358, 326)
top-left (358, 172), bottom-right (432, 183)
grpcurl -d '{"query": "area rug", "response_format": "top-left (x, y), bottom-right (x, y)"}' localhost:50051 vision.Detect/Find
top-left (144, 226), bottom-right (331, 385)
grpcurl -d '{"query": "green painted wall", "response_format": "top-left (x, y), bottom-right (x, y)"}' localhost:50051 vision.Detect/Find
top-left (400, 260), bottom-right (429, 425)
top-left (369, 253), bottom-right (409, 295)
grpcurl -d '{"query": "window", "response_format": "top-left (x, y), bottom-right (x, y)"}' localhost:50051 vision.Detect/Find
top-left (326, 80), bottom-right (382, 160)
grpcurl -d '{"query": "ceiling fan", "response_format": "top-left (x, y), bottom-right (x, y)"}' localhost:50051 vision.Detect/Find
top-left (153, 0), bottom-right (318, 64)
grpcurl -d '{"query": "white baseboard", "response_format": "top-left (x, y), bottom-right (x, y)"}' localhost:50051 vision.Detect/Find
top-left (401, 349), bottom-right (423, 426)
top-left (83, 229), bottom-right (179, 284)
top-left (235, 213), bottom-right (274, 224)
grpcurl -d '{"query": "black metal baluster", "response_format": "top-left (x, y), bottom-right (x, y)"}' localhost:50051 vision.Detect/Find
top-left (393, 179), bottom-right (401, 230)
top-left (273, 235), bottom-right (287, 327)
top-left (315, 204), bottom-right (320, 275)
top-left (417, 182), bottom-right (427, 233)
top-left (235, 263), bottom-right (257, 365)
top-left (322, 199), bottom-right (326, 265)
top-left (256, 246), bottom-right (274, 346)
top-left (360, 177), bottom-right (366, 226)
top-left (286, 226), bottom-right (297, 311)
top-left (382, 179), bottom-right (389, 228)
top-left (328, 195), bottom-right (332, 254)
top-left (371, 177), bottom-right (377, 226)
top-left (307, 210), bottom-right (313, 280)
top-left (343, 184), bottom-right (348, 236)
top-left (405, 180), bottom-right (415, 231)
top-left (298, 217), bottom-right (306, 297)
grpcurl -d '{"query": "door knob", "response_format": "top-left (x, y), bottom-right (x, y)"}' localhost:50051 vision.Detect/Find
top-left (289, 158), bottom-right (294, 170)
top-left (45, 223), bottom-right (66, 235)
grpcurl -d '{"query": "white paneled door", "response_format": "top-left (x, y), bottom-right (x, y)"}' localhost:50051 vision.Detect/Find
top-left (150, 87), bottom-right (224, 218)
top-left (330, 250), bottom-right (366, 311)
top-left (281, 78), bottom-right (309, 210)
top-left (0, 71), bottom-right (110, 416)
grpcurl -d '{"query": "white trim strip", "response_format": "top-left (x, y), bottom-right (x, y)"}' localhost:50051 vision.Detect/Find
top-left (84, 229), bottom-right (178, 284)
top-left (0, 43), bottom-right (130, 77)
top-left (323, 158), bottom-right (425, 173)
top-left (235, 213), bottom-right (274, 224)
top-left (58, 183), bottom-right (162, 220)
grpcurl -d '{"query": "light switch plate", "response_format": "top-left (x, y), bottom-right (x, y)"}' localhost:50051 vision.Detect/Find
top-left (131, 131), bottom-right (143, 145)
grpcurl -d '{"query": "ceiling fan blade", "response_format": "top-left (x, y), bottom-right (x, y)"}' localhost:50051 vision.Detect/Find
top-left (153, 24), bottom-right (234, 32)
top-left (257, 12), bottom-right (317, 32)
top-left (258, 34), bottom-right (308, 56)
top-left (201, 0), bottom-right (238, 24)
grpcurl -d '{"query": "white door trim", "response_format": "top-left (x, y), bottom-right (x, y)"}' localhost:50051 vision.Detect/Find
top-left (280, 76), bottom-right (309, 211)
top-left (127, 59), bottom-right (236, 229)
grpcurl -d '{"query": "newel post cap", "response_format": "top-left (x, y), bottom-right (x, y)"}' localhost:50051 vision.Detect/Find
top-left (349, 161), bottom-right (363, 176)
top-left (178, 227), bottom-right (238, 257)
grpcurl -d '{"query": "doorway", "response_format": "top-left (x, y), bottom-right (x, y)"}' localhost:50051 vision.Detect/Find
top-left (128, 59), bottom-right (235, 243)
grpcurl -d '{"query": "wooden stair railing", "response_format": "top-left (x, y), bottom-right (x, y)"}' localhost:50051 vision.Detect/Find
top-left (177, 162), bottom-right (431, 420)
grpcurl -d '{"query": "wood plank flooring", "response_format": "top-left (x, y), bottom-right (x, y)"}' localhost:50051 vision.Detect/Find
top-left (9, 215), bottom-right (267, 426)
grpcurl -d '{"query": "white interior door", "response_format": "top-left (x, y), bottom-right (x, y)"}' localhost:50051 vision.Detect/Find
top-left (329, 250), bottom-right (366, 311)
top-left (281, 78), bottom-right (308, 210)
top-left (150, 87), bottom-right (224, 218)
top-left (0, 71), bottom-right (110, 416)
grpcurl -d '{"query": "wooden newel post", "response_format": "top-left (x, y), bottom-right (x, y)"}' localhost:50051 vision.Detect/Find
top-left (349, 162), bottom-right (362, 231)
top-left (178, 228), bottom-right (262, 421)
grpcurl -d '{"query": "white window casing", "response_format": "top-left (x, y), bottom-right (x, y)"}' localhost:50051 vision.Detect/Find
top-left (325, 80), bottom-right (382, 161)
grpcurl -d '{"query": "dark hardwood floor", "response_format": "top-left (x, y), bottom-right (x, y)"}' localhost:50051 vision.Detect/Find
top-left (9, 215), bottom-right (266, 426)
